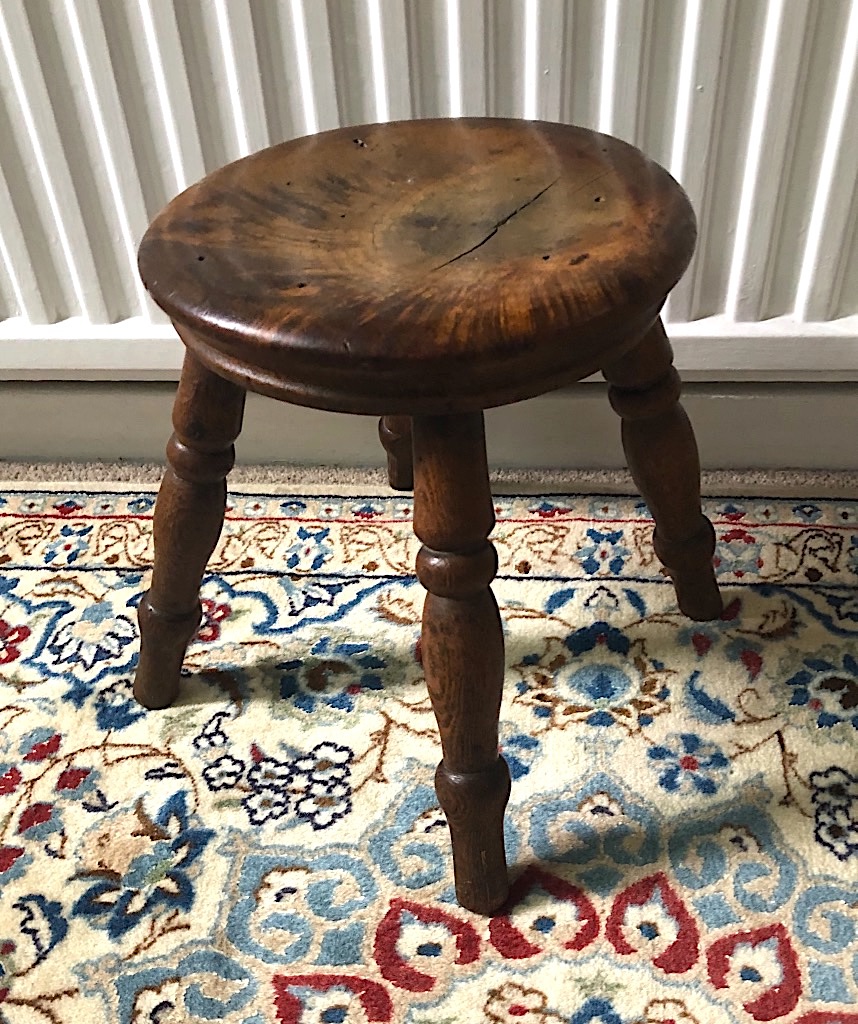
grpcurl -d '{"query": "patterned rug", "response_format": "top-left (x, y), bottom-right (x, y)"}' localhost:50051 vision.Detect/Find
top-left (0, 484), bottom-right (856, 1024)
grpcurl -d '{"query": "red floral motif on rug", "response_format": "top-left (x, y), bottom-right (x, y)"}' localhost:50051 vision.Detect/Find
top-left (0, 485), bottom-right (856, 1021)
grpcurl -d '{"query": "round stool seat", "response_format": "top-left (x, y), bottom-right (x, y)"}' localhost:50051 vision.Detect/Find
top-left (139, 118), bottom-right (696, 415)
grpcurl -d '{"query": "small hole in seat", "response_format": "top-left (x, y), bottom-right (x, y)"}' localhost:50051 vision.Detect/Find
top-left (297, 282), bottom-right (306, 288)
top-left (594, 196), bottom-right (604, 203)
top-left (542, 255), bottom-right (550, 261)
top-left (197, 255), bottom-right (205, 261)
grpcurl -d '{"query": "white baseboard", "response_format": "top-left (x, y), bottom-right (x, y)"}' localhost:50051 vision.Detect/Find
top-left (2, 315), bottom-right (858, 381)
top-left (1, 381), bottom-right (857, 471)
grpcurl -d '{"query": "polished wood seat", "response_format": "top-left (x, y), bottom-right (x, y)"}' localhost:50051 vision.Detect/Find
top-left (133, 118), bottom-right (723, 915)
top-left (139, 118), bottom-right (695, 414)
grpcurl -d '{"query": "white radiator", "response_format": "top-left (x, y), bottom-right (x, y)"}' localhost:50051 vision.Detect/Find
top-left (0, 0), bottom-right (856, 380)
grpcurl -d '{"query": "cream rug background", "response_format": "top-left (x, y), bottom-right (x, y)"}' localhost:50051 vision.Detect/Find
top-left (0, 479), bottom-right (856, 1022)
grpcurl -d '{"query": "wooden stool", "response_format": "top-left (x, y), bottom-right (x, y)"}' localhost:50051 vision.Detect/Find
top-left (133, 118), bottom-right (723, 915)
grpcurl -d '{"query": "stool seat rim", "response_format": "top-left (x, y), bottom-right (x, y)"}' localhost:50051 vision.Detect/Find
top-left (139, 118), bottom-right (696, 412)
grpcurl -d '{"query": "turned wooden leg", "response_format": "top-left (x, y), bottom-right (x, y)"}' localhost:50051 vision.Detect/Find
top-left (133, 353), bottom-right (246, 709)
top-left (412, 412), bottom-right (510, 914)
top-left (603, 318), bottom-right (722, 621)
top-left (378, 415), bottom-right (413, 490)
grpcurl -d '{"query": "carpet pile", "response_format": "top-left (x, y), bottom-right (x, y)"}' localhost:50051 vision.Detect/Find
top-left (0, 483), bottom-right (856, 1023)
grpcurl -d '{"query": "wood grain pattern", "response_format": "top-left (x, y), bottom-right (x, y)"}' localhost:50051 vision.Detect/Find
top-left (604, 318), bottom-right (722, 621)
top-left (378, 415), bottom-right (413, 490)
top-left (138, 118), bottom-right (696, 415)
top-left (412, 412), bottom-right (510, 914)
top-left (133, 353), bottom-right (246, 709)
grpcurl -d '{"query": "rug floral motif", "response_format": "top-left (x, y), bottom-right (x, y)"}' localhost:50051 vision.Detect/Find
top-left (0, 484), bottom-right (856, 1023)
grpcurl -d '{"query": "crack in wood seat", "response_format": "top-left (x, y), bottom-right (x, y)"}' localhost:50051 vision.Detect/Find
top-left (138, 118), bottom-right (695, 414)
top-left (133, 117), bottom-right (723, 916)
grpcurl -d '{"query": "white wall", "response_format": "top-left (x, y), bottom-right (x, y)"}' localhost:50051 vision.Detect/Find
top-left (2, 382), bottom-right (857, 470)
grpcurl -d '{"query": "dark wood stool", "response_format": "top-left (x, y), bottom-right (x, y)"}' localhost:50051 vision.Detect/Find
top-left (133, 118), bottom-right (723, 915)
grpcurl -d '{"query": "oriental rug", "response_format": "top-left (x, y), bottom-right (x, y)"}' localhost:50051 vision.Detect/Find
top-left (0, 484), bottom-right (856, 1023)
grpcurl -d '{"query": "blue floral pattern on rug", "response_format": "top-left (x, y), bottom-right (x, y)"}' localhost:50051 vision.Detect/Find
top-left (0, 487), bottom-right (857, 1022)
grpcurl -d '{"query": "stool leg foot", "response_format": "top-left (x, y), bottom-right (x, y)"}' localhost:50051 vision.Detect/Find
top-left (413, 412), bottom-right (510, 915)
top-left (379, 416), bottom-right (414, 490)
top-left (133, 352), bottom-right (246, 709)
top-left (604, 318), bottom-right (723, 622)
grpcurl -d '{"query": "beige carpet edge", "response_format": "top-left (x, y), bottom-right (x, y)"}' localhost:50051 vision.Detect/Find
top-left (0, 460), bottom-right (857, 498)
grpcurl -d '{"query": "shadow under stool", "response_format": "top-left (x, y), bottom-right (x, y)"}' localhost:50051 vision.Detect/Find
top-left (132, 118), bottom-right (724, 915)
